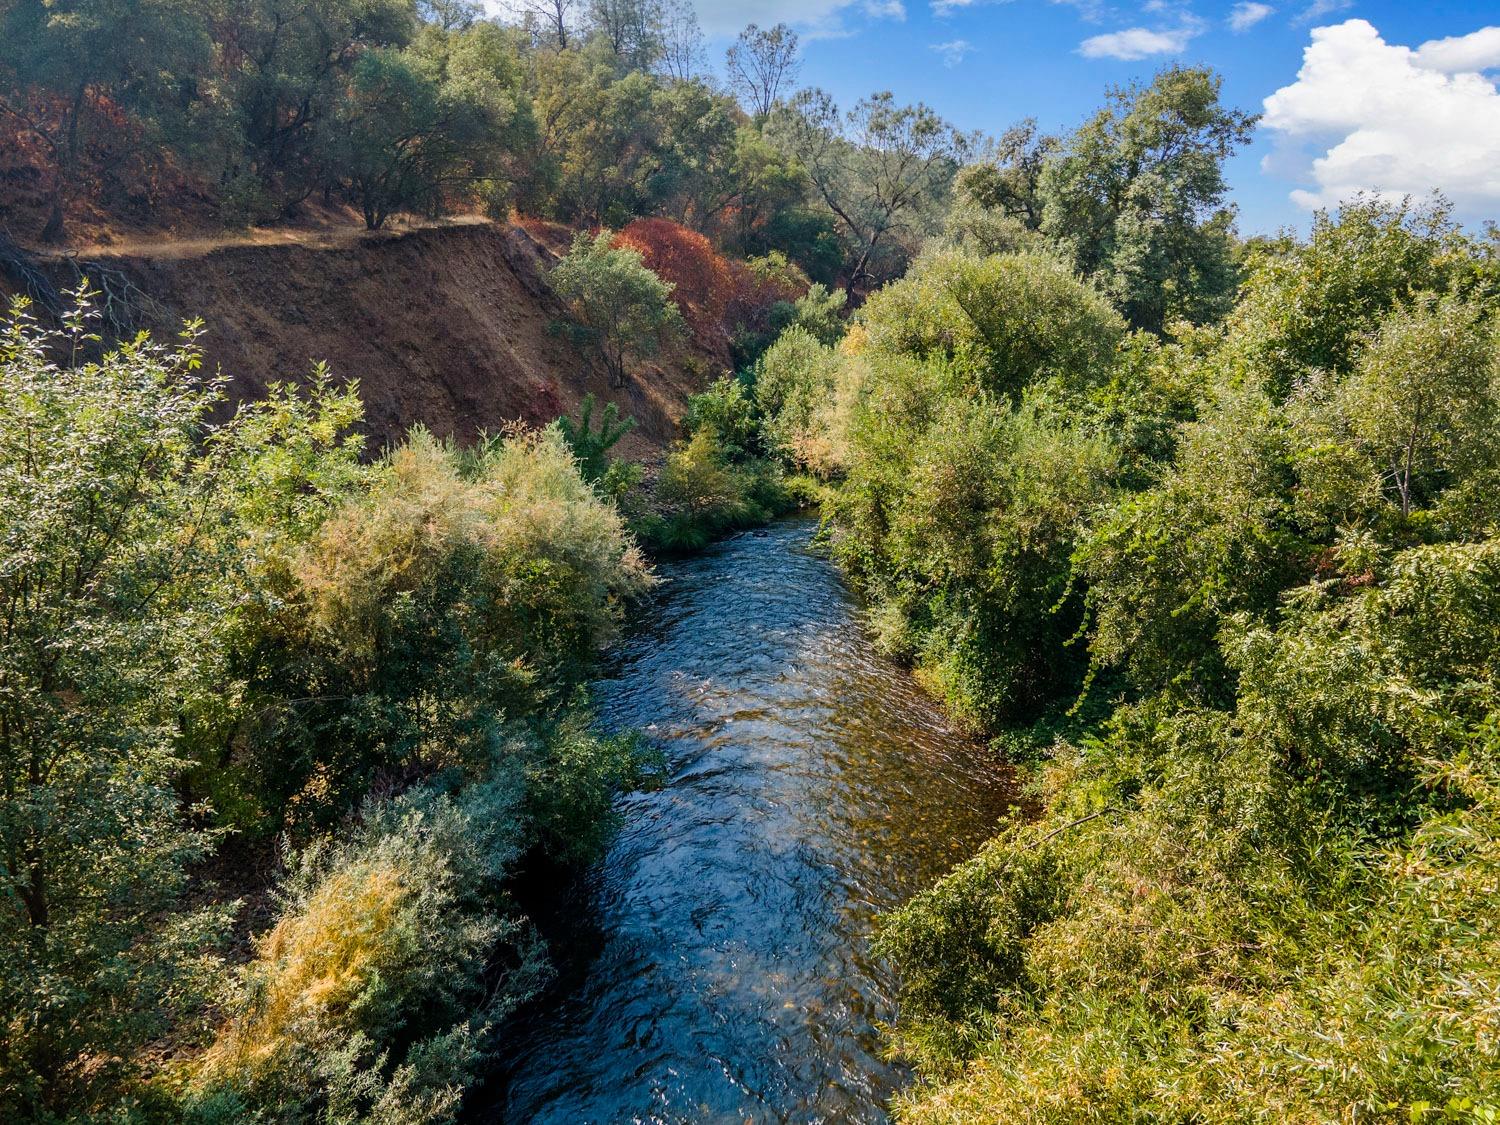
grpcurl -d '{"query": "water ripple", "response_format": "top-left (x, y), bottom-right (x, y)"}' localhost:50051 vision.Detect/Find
top-left (484, 519), bottom-right (1016, 1124)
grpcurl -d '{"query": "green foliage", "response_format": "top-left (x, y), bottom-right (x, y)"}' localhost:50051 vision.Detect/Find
top-left (636, 425), bottom-right (793, 553)
top-left (769, 88), bottom-right (973, 287)
top-left (550, 230), bottom-right (686, 387)
top-left (1036, 65), bottom-right (1256, 333)
top-left (0, 0), bottom-right (216, 240)
top-left (682, 373), bottom-right (760, 459)
top-left (0, 294), bottom-right (236, 1116)
top-left (833, 382), bottom-right (1115, 726)
top-left (753, 326), bottom-right (868, 477)
top-left (879, 543), bottom-right (1500, 1123)
top-left (1291, 292), bottom-right (1499, 524)
top-left (0, 295), bottom-right (662, 1119)
top-left (235, 425), bottom-right (653, 831)
top-left (331, 40), bottom-right (530, 230)
top-left (189, 780), bottom-right (548, 1124)
top-left (558, 392), bottom-right (641, 499)
top-left (858, 249), bottom-right (1126, 402)
top-left (818, 248), bottom-right (1129, 724)
top-left (1229, 197), bottom-right (1487, 399)
top-left (768, 282), bottom-right (847, 346)
top-left (225, 0), bottom-right (422, 210)
top-left (858, 198), bottom-right (1500, 1125)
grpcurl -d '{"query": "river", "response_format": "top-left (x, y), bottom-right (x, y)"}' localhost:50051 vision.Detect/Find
top-left (483, 518), bottom-right (1016, 1124)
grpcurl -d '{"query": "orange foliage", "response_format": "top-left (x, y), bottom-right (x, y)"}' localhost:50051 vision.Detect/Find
top-left (613, 219), bottom-right (735, 330)
top-left (613, 218), bottom-right (801, 346)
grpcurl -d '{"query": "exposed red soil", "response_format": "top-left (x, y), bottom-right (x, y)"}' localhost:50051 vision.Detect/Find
top-left (5, 219), bottom-right (723, 457)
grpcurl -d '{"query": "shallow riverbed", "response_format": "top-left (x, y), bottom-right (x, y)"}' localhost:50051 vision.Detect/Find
top-left (484, 518), bottom-right (1015, 1124)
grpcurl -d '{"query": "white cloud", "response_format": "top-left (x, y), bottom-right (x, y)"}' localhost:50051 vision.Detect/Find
top-left (865, 0), bottom-right (907, 17)
top-left (931, 38), bottom-right (975, 65)
top-left (1294, 0), bottom-right (1352, 26)
top-left (1078, 23), bottom-right (1199, 59)
top-left (1262, 19), bottom-right (1500, 218)
top-left (1414, 27), bottom-right (1500, 73)
top-left (1229, 2), bottom-right (1274, 32)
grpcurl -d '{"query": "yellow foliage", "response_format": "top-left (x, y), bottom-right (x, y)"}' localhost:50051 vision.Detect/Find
top-left (200, 858), bottom-right (413, 1084)
top-left (839, 323), bottom-right (869, 356)
top-left (292, 426), bottom-right (651, 659)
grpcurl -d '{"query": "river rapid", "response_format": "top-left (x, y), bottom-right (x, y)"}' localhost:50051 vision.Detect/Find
top-left (484, 518), bottom-right (1015, 1124)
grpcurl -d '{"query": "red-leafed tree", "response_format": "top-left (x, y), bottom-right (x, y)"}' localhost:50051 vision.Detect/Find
top-left (613, 218), bottom-right (736, 331)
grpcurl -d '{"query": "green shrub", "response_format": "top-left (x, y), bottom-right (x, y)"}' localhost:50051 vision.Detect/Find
top-left (867, 203), bottom-right (1500, 1124)
top-left (682, 374), bottom-right (761, 460)
top-left (638, 427), bottom-right (789, 552)
top-left (880, 541), bottom-right (1500, 1123)
top-left (227, 425), bottom-right (653, 832)
top-left (0, 294), bottom-right (239, 1117)
top-left (857, 249), bottom-right (1126, 403)
top-left (189, 781), bottom-right (548, 1124)
top-left (550, 231), bottom-right (686, 388)
top-left (558, 393), bottom-right (640, 500)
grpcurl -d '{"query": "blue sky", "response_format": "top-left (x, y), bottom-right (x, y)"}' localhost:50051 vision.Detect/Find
top-left (685, 0), bottom-right (1500, 235)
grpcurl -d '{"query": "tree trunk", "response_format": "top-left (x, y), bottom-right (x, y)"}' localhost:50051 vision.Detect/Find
top-left (39, 197), bottom-right (65, 244)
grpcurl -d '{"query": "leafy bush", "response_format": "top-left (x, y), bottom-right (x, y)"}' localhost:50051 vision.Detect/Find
top-left (864, 203), bottom-right (1500, 1124)
top-left (557, 392), bottom-right (642, 500)
top-left (825, 249), bottom-right (1128, 725)
top-left (190, 781), bottom-right (549, 1124)
top-left (682, 373), bottom-right (761, 459)
top-left (754, 325), bottom-right (869, 477)
top-left (550, 230), bottom-right (686, 388)
top-left (233, 425), bottom-right (654, 830)
top-left (0, 295), bottom-right (238, 1116)
top-left (879, 541), bottom-right (1500, 1123)
top-left (767, 282), bottom-right (848, 346)
top-left (637, 427), bottom-right (791, 553)
top-left (0, 290), bottom-right (668, 1119)
top-left (857, 249), bottom-right (1125, 403)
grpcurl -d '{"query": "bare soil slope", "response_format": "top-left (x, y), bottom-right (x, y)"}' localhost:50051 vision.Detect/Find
top-left (10, 221), bottom-right (715, 457)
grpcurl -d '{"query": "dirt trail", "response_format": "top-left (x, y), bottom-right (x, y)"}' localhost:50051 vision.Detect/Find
top-left (41, 214), bottom-right (493, 263)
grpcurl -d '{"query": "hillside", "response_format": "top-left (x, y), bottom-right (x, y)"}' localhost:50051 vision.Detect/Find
top-left (3, 221), bottom-right (720, 458)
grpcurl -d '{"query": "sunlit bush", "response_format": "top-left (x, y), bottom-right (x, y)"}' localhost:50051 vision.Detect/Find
top-left (192, 781), bottom-right (548, 1123)
top-left (857, 249), bottom-right (1125, 402)
top-left (230, 426), bottom-right (654, 827)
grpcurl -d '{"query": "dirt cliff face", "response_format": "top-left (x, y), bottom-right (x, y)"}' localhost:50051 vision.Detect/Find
top-left (13, 222), bottom-right (717, 458)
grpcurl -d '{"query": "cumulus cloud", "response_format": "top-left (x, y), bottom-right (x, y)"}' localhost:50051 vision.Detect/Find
top-left (1414, 26), bottom-right (1500, 73)
top-left (1229, 2), bottom-right (1274, 32)
top-left (1078, 23), bottom-right (1199, 59)
top-left (1262, 19), bottom-right (1500, 218)
top-left (931, 38), bottom-right (975, 65)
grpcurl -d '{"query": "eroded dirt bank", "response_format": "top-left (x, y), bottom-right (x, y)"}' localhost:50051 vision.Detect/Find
top-left (7, 221), bottom-right (717, 457)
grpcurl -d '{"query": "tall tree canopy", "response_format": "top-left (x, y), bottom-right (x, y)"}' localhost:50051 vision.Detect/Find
top-left (1037, 65), bottom-right (1257, 332)
top-left (724, 22), bottom-right (800, 119)
top-left (770, 88), bottom-right (971, 288)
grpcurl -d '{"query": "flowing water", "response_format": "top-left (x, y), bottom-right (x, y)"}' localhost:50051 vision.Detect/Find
top-left (484, 518), bottom-right (1016, 1124)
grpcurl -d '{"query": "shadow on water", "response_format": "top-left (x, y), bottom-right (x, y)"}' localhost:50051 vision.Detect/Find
top-left (475, 518), bottom-right (1018, 1124)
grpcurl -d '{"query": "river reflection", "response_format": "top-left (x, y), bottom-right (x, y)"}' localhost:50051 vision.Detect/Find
top-left (484, 518), bottom-right (1015, 1124)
